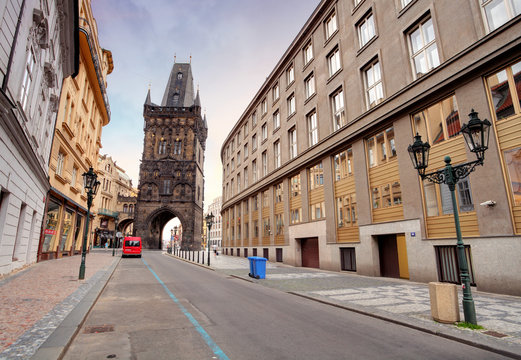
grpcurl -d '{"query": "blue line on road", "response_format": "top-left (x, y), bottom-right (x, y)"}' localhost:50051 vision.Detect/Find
top-left (142, 258), bottom-right (230, 360)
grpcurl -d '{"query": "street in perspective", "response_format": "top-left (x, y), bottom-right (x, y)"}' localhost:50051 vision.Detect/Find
top-left (2, 0), bottom-right (521, 359)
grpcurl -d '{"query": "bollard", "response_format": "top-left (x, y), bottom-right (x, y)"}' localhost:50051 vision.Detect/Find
top-left (197, 251), bottom-right (200, 263)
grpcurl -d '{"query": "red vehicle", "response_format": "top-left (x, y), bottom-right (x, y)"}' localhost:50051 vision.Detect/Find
top-left (122, 237), bottom-right (142, 258)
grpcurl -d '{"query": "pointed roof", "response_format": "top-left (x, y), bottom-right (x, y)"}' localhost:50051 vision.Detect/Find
top-left (145, 88), bottom-right (152, 105)
top-left (161, 62), bottom-right (195, 107)
top-left (194, 89), bottom-right (201, 107)
top-left (203, 113), bottom-right (208, 129)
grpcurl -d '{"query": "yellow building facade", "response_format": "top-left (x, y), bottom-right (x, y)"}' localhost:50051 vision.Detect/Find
top-left (38, 0), bottom-right (113, 260)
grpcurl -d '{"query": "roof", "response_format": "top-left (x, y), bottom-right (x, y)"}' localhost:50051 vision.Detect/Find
top-left (161, 62), bottom-right (195, 107)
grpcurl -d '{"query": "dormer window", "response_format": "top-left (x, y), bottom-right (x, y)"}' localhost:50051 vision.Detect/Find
top-left (177, 72), bottom-right (183, 80)
top-left (173, 93), bottom-right (179, 103)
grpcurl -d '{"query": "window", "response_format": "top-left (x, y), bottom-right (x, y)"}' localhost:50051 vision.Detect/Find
top-left (364, 60), bottom-right (384, 108)
top-left (261, 98), bottom-right (268, 115)
top-left (305, 73), bottom-right (315, 99)
top-left (231, 139), bottom-right (235, 151)
top-left (366, 126), bottom-right (396, 168)
top-left (20, 48), bottom-right (36, 110)
top-left (230, 179), bottom-right (234, 196)
top-left (328, 47), bottom-right (341, 77)
top-left (253, 194), bottom-right (259, 211)
top-left (273, 83), bottom-right (280, 101)
top-left (158, 139), bottom-right (167, 154)
top-left (231, 158), bottom-right (235, 170)
top-left (244, 143), bottom-right (249, 159)
top-left (244, 122), bottom-right (248, 138)
top-left (244, 166), bottom-right (249, 187)
top-left (177, 72), bottom-right (183, 79)
top-left (275, 214), bottom-right (284, 235)
top-left (71, 166), bottom-right (78, 187)
top-left (412, 95), bottom-right (460, 145)
top-left (173, 139), bottom-right (182, 155)
top-left (340, 248), bottom-right (357, 272)
top-left (263, 217), bottom-right (270, 237)
top-left (325, 11), bottom-right (338, 39)
top-left (274, 141), bottom-right (281, 169)
top-left (287, 94), bottom-right (296, 116)
top-left (481, 0), bottom-right (521, 32)
top-left (252, 111), bottom-right (257, 126)
top-left (408, 17), bottom-right (440, 78)
top-left (56, 152), bottom-right (65, 176)
top-left (263, 190), bottom-right (269, 208)
top-left (262, 151), bottom-right (268, 176)
top-left (287, 64), bottom-right (295, 85)
top-left (290, 208), bottom-right (302, 224)
top-left (486, 60), bottom-right (521, 121)
top-left (254, 220), bottom-right (259, 237)
top-left (252, 159), bottom-right (258, 182)
top-left (358, 12), bottom-right (376, 48)
top-left (336, 194), bottom-right (357, 228)
top-left (273, 110), bottom-right (280, 129)
top-left (331, 88), bottom-right (346, 130)
top-left (289, 128), bottom-right (297, 159)
top-left (252, 134), bottom-right (257, 151)
top-left (371, 182), bottom-right (402, 209)
top-left (333, 147), bottom-right (353, 181)
top-left (308, 111), bottom-right (319, 146)
top-left (162, 180), bottom-right (171, 194)
top-left (310, 202), bottom-right (326, 220)
top-left (274, 183), bottom-right (283, 203)
top-left (261, 123), bottom-right (268, 141)
top-left (237, 151), bottom-right (241, 165)
top-left (291, 174), bottom-right (301, 197)
top-left (401, 0), bottom-right (413, 8)
top-left (504, 147), bottom-right (521, 205)
top-left (237, 174), bottom-right (241, 193)
top-left (304, 42), bottom-right (313, 65)
top-left (308, 162), bottom-right (324, 190)
top-left (435, 245), bottom-right (476, 285)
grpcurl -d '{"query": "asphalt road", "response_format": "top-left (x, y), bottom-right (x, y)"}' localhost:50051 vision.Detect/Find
top-left (63, 251), bottom-right (509, 360)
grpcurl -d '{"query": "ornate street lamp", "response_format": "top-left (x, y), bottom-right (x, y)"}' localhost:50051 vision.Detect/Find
top-left (205, 213), bottom-right (214, 266)
top-left (79, 167), bottom-right (100, 280)
top-left (408, 109), bottom-right (491, 325)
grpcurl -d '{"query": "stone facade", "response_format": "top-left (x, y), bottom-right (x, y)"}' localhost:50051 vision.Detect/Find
top-left (134, 63), bottom-right (207, 250)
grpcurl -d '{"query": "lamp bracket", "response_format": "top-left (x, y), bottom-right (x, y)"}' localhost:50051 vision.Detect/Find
top-left (421, 159), bottom-right (483, 186)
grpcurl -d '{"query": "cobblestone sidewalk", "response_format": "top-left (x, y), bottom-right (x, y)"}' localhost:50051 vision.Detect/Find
top-left (0, 250), bottom-right (118, 359)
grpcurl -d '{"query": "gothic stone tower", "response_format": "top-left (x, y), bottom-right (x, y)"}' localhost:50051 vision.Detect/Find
top-left (134, 62), bottom-right (207, 250)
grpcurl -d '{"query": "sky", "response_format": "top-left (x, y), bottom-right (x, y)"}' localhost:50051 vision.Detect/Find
top-left (92, 0), bottom-right (321, 213)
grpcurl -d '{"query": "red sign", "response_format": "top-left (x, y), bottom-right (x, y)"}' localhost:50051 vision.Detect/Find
top-left (44, 229), bottom-right (57, 235)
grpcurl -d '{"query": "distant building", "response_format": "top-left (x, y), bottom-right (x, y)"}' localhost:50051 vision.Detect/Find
top-left (93, 155), bottom-right (136, 247)
top-left (221, 0), bottom-right (521, 295)
top-left (38, 0), bottom-right (113, 261)
top-left (0, 0), bottom-right (78, 274)
top-left (134, 62), bottom-right (207, 250)
top-left (206, 196), bottom-right (222, 249)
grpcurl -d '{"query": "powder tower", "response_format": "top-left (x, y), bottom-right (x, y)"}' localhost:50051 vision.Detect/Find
top-left (134, 62), bottom-right (207, 250)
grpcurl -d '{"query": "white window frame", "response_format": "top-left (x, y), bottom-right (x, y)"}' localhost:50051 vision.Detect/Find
top-left (287, 64), bottom-right (295, 85)
top-left (273, 110), bottom-right (280, 129)
top-left (20, 48), bottom-right (36, 111)
top-left (262, 151), bottom-right (268, 177)
top-left (261, 98), bottom-right (267, 115)
top-left (308, 111), bottom-right (319, 146)
top-left (288, 94), bottom-right (296, 116)
top-left (261, 123), bottom-right (268, 141)
top-left (273, 83), bottom-right (280, 101)
top-left (328, 47), bottom-right (341, 77)
top-left (56, 152), bottom-right (65, 176)
top-left (358, 12), bottom-right (376, 48)
top-left (304, 42), bottom-right (313, 65)
top-left (364, 60), bottom-right (384, 108)
top-left (481, 0), bottom-right (521, 32)
top-left (274, 141), bottom-right (281, 169)
top-left (305, 73), bottom-right (315, 99)
top-left (331, 89), bottom-right (346, 131)
top-left (408, 17), bottom-right (440, 78)
top-left (289, 128), bottom-right (297, 159)
top-left (325, 12), bottom-right (338, 39)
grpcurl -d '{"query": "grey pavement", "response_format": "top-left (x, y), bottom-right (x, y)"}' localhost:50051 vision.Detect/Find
top-left (2, 249), bottom-right (520, 359)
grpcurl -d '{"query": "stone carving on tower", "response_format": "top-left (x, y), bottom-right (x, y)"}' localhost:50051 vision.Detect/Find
top-left (134, 62), bottom-right (207, 250)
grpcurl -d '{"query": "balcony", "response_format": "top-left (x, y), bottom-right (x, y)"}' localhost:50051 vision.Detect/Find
top-left (97, 208), bottom-right (119, 218)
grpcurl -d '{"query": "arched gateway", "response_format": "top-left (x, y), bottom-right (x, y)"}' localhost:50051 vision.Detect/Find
top-left (134, 62), bottom-right (207, 250)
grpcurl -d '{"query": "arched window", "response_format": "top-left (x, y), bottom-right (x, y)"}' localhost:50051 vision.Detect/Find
top-left (123, 204), bottom-right (128, 213)
top-left (158, 139), bottom-right (167, 154)
top-left (174, 139), bottom-right (182, 155)
top-left (129, 204), bottom-right (134, 213)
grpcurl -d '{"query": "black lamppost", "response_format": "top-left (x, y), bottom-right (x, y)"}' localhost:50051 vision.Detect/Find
top-left (408, 109), bottom-right (491, 325)
top-left (79, 167), bottom-right (100, 280)
top-left (205, 213), bottom-right (214, 266)
top-left (172, 226), bottom-right (178, 254)
top-left (112, 215), bottom-right (119, 257)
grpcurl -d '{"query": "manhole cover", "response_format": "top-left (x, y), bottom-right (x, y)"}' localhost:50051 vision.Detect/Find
top-left (84, 325), bottom-right (115, 334)
top-left (483, 330), bottom-right (508, 338)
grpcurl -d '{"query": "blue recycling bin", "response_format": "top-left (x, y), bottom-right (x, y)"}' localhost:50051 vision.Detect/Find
top-left (247, 256), bottom-right (267, 279)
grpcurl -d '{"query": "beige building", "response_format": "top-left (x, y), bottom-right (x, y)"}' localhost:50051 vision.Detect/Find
top-left (93, 155), bottom-right (137, 247)
top-left (221, 0), bottom-right (521, 295)
top-left (38, 0), bottom-right (113, 260)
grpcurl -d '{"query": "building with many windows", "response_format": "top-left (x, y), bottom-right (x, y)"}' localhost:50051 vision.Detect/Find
top-left (221, 0), bottom-right (521, 295)
top-left (206, 196), bottom-right (223, 249)
top-left (38, 0), bottom-right (113, 261)
top-left (0, 0), bottom-right (78, 274)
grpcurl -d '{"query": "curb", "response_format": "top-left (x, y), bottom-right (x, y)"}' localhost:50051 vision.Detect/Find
top-left (31, 256), bottom-right (121, 360)
top-left (163, 252), bottom-right (215, 271)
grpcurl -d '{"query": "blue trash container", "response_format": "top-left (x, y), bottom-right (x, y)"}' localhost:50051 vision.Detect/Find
top-left (248, 256), bottom-right (267, 279)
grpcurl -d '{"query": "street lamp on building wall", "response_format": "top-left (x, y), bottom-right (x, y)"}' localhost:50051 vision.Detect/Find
top-left (171, 226), bottom-right (178, 254)
top-left (408, 109), bottom-right (491, 325)
top-left (205, 213), bottom-right (214, 266)
top-left (79, 167), bottom-right (100, 280)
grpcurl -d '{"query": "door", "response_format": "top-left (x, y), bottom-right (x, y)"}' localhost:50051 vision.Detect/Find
top-left (301, 237), bottom-right (319, 268)
top-left (378, 235), bottom-right (399, 278)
